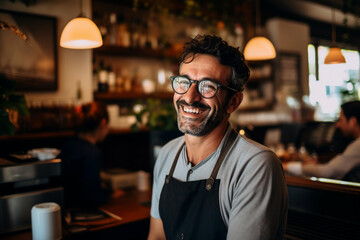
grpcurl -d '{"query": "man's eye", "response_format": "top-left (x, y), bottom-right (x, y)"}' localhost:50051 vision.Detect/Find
top-left (201, 82), bottom-right (217, 91)
top-left (177, 78), bottom-right (189, 85)
top-left (179, 80), bottom-right (189, 85)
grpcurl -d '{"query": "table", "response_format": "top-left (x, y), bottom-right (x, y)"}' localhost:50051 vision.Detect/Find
top-left (1, 188), bottom-right (152, 240)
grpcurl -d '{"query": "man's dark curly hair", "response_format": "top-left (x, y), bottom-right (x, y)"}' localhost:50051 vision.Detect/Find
top-left (180, 34), bottom-right (250, 92)
top-left (341, 100), bottom-right (360, 124)
top-left (76, 101), bottom-right (109, 133)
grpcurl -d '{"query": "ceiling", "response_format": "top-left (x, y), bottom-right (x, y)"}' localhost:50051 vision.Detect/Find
top-left (263, 0), bottom-right (359, 26)
top-left (261, 0), bottom-right (360, 48)
top-left (304, 0), bottom-right (360, 13)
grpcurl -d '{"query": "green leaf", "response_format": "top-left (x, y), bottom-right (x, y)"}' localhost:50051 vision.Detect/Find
top-left (0, 74), bottom-right (28, 135)
top-left (0, 109), bottom-right (15, 136)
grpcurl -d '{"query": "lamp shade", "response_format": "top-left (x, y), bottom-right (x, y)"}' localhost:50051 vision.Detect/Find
top-left (244, 36), bottom-right (276, 61)
top-left (60, 17), bottom-right (103, 49)
top-left (324, 47), bottom-right (346, 64)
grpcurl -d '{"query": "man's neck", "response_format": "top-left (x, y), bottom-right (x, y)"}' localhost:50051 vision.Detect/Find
top-left (355, 129), bottom-right (360, 139)
top-left (184, 122), bottom-right (230, 166)
top-left (78, 132), bottom-right (97, 145)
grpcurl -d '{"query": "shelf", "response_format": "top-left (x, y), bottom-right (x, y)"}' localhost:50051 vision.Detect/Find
top-left (0, 128), bottom-right (147, 141)
top-left (238, 102), bottom-right (273, 112)
top-left (94, 92), bottom-right (173, 101)
top-left (93, 46), bottom-right (180, 61)
top-left (0, 130), bottom-right (76, 141)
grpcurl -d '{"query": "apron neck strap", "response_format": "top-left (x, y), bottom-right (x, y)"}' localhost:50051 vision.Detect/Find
top-left (166, 142), bottom-right (185, 184)
top-left (206, 129), bottom-right (238, 191)
top-left (166, 128), bottom-right (239, 188)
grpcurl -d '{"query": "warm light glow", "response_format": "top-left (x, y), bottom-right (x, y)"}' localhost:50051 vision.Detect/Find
top-left (60, 17), bottom-right (103, 49)
top-left (244, 36), bottom-right (276, 61)
top-left (324, 47), bottom-right (346, 64)
top-left (310, 177), bottom-right (360, 187)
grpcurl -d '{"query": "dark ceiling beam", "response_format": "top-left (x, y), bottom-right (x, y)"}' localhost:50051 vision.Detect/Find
top-left (302, 0), bottom-right (360, 15)
top-left (260, 0), bottom-right (360, 49)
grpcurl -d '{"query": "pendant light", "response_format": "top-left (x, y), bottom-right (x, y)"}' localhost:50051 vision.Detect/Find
top-left (324, 3), bottom-right (346, 64)
top-left (60, 0), bottom-right (103, 49)
top-left (243, 0), bottom-right (276, 61)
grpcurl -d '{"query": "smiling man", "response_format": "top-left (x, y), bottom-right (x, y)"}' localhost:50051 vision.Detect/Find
top-left (148, 35), bottom-right (288, 240)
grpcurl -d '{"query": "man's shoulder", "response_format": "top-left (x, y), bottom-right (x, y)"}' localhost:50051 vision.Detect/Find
top-left (343, 137), bottom-right (360, 155)
top-left (160, 135), bottom-right (185, 151)
top-left (155, 135), bottom-right (185, 163)
top-left (226, 134), bottom-right (280, 168)
top-left (235, 134), bottom-right (274, 155)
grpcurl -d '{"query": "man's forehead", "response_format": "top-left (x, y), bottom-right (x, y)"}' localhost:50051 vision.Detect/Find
top-left (180, 54), bottom-right (231, 76)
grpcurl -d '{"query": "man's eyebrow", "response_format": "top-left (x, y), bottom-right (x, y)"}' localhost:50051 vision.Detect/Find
top-left (178, 74), bottom-right (218, 82)
top-left (178, 74), bottom-right (190, 79)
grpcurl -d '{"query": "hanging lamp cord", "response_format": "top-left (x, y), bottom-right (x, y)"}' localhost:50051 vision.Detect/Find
top-left (255, 0), bottom-right (260, 35)
top-left (331, 3), bottom-right (336, 46)
top-left (78, 0), bottom-right (85, 18)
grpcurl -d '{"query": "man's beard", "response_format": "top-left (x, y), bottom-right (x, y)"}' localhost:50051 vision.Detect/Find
top-left (176, 100), bottom-right (226, 136)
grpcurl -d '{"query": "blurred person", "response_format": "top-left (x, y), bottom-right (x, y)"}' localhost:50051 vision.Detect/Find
top-left (284, 100), bottom-right (360, 182)
top-left (59, 101), bottom-right (118, 208)
top-left (148, 35), bottom-right (288, 240)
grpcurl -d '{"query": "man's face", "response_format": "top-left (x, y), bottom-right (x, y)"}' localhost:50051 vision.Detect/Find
top-left (96, 119), bottom-right (109, 143)
top-left (336, 110), bottom-right (352, 137)
top-left (173, 54), bottom-right (232, 136)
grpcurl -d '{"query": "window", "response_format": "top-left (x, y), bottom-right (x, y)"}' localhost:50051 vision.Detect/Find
top-left (308, 44), bottom-right (360, 121)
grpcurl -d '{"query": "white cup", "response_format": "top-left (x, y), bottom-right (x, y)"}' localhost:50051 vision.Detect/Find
top-left (31, 202), bottom-right (62, 240)
top-left (137, 171), bottom-right (150, 191)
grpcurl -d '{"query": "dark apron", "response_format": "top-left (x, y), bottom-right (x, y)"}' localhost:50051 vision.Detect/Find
top-left (159, 130), bottom-right (238, 240)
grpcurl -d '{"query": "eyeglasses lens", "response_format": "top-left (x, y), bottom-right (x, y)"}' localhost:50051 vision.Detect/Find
top-left (172, 76), bottom-right (190, 93)
top-left (172, 76), bottom-right (218, 98)
top-left (199, 81), bottom-right (217, 98)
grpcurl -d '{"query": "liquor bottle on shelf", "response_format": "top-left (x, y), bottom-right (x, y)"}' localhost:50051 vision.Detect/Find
top-left (108, 13), bottom-right (118, 46)
top-left (97, 60), bottom-right (109, 93)
top-left (115, 68), bottom-right (124, 93)
top-left (123, 69), bottom-right (132, 92)
top-left (117, 13), bottom-right (130, 47)
top-left (132, 68), bottom-right (143, 93)
top-left (108, 65), bottom-right (116, 92)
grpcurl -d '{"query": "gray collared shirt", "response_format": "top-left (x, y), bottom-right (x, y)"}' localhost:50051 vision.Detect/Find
top-left (151, 126), bottom-right (288, 240)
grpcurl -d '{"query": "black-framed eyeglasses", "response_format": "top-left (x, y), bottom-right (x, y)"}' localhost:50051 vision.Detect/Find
top-left (170, 75), bottom-right (238, 99)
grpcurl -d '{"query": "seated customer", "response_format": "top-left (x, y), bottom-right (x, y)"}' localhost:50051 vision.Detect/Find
top-left (284, 100), bottom-right (360, 182)
top-left (59, 101), bottom-right (113, 208)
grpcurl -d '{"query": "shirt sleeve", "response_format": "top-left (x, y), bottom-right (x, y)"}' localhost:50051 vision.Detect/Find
top-left (150, 147), bottom-right (166, 219)
top-left (286, 161), bottom-right (303, 176)
top-left (226, 151), bottom-right (288, 240)
top-left (301, 138), bottom-right (360, 179)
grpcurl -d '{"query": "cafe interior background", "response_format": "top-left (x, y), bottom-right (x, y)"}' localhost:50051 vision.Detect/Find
top-left (1, 0), bottom-right (360, 165)
top-left (1, 0), bottom-right (360, 238)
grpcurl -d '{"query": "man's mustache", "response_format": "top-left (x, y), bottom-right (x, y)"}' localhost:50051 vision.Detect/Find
top-left (176, 100), bottom-right (210, 109)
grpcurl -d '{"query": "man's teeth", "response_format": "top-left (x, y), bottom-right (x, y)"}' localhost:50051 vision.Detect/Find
top-left (183, 106), bottom-right (203, 114)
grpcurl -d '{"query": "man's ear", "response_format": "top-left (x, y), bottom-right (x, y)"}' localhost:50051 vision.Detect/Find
top-left (99, 118), bottom-right (108, 127)
top-left (349, 116), bottom-right (358, 127)
top-left (227, 92), bottom-right (243, 114)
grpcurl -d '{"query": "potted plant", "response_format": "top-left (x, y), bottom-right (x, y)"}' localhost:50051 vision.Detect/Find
top-left (0, 74), bottom-right (28, 136)
top-left (131, 98), bottom-right (181, 172)
top-left (0, 20), bottom-right (29, 136)
top-left (131, 98), bottom-right (177, 131)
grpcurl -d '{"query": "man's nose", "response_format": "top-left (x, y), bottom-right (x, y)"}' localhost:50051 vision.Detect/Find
top-left (182, 84), bottom-right (202, 103)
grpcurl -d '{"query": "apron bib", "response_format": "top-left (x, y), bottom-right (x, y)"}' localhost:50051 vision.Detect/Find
top-left (159, 130), bottom-right (238, 240)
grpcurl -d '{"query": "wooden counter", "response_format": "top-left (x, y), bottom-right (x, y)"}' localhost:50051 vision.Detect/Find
top-left (285, 175), bottom-right (360, 240)
top-left (2, 175), bottom-right (359, 240)
top-left (286, 175), bottom-right (360, 194)
top-left (1, 189), bottom-right (152, 240)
